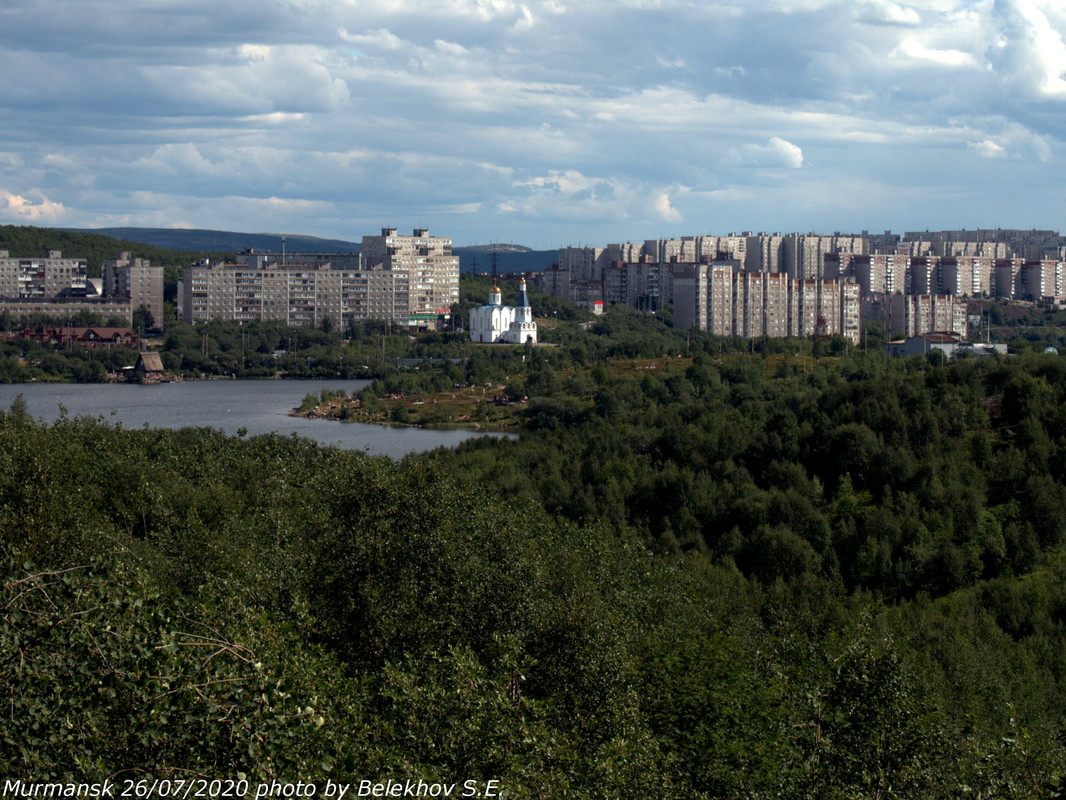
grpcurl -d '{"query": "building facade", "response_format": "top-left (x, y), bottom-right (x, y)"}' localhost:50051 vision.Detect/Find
top-left (358, 228), bottom-right (460, 323)
top-left (181, 228), bottom-right (460, 328)
top-left (674, 264), bottom-right (862, 343)
top-left (0, 250), bottom-right (88, 299)
top-left (102, 253), bottom-right (165, 330)
top-left (0, 250), bottom-right (162, 329)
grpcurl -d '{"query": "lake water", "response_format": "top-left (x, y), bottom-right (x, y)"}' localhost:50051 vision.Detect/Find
top-left (0, 380), bottom-right (514, 459)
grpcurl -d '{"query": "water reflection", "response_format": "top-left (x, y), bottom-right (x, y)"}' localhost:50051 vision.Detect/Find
top-left (0, 380), bottom-right (514, 459)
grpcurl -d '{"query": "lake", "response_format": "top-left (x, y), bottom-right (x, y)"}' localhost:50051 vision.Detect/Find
top-left (0, 380), bottom-right (514, 459)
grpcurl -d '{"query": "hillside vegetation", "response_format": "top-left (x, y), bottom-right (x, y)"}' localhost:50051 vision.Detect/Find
top-left (4, 327), bottom-right (1066, 796)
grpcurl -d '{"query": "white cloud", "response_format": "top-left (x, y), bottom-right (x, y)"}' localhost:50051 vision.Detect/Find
top-left (41, 153), bottom-right (77, 170)
top-left (516, 169), bottom-right (604, 195)
top-left (990, 0), bottom-right (1066, 97)
top-left (652, 191), bottom-right (683, 222)
top-left (239, 112), bottom-right (308, 124)
top-left (657, 56), bottom-right (687, 69)
top-left (513, 4), bottom-right (535, 29)
top-left (501, 170), bottom-right (633, 221)
top-left (237, 44), bottom-right (271, 62)
top-left (434, 39), bottom-right (469, 56)
top-left (769, 0), bottom-right (841, 12)
top-left (0, 190), bottom-right (66, 223)
top-left (253, 195), bottom-right (335, 213)
top-left (966, 122), bottom-right (1052, 161)
top-left (893, 37), bottom-right (980, 67)
top-left (135, 143), bottom-right (214, 176)
top-left (115, 190), bottom-right (336, 232)
top-left (859, 0), bottom-right (921, 26)
top-left (338, 27), bottom-right (403, 51)
top-left (725, 137), bottom-right (805, 168)
top-left (135, 43), bottom-right (351, 115)
top-left (499, 169), bottom-right (694, 230)
top-left (968, 139), bottom-right (1006, 158)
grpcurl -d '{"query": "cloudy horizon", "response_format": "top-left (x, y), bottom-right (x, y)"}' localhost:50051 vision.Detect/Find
top-left (1, 0), bottom-right (1064, 248)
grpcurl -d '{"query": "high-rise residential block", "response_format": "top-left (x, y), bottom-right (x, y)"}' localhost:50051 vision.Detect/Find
top-left (0, 249), bottom-right (159, 328)
top-left (674, 264), bottom-right (861, 344)
top-left (181, 228), bottom-right (459, 328)
top-left (1017, 260), bottom-right (1062, 301)
top-left (0, 250), bottom-right (88, 298)
top-left (102, 252), bottom-right (164, 330)
top-left (359, 228), bottom-right (459, 322)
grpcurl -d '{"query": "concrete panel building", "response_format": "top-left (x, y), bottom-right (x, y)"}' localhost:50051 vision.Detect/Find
top-left (558, 246), bottom-right (610, 282)
top-left (939, 256), bottom-right (994, 296)
top-left (0, 250), bottom-right (88, 299)
top-left (181, 228), bottom-right (459, 329)
top-left (1022, 260), bottom-right (1063, 301)
top-left (102, 253), bottom-right (164, 331)
top-left (359, 228), bottom-right (459, 321)
top-left (992, 259), bottom-right (1025, 299)
top-left (886, 294), bottom-right (967, 338)
top-left (0, 249), bottom-right (161, 328)
top-left (675, 266), bottom-right (861, 343)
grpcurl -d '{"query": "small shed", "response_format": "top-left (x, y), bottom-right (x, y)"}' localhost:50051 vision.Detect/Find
top-left (134, 352), bottom-right (166, 382)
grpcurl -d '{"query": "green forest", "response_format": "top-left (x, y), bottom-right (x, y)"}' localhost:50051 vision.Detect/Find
top-left (4, 316), bottom-right (1066, 797)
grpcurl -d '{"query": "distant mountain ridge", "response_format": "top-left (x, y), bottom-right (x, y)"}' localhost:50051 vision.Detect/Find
top-left (62, 228), bottom-right (360, 254)
top-left (62, 227), bottom-right (556, 273)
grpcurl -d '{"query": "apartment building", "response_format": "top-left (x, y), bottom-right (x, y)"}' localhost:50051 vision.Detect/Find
top-left (673, 264), bottom-right (861, 343)
top-left (991, 259), bottom-right (1025, 300)
top-left (835, 254), bottom-right (910, 297)
top-left (707, 263), bottom-right (737, 337)
top-left (735, 271), bottom-right (764, 338)
top-left (183, 262), bottom-right (359, 326)
top-left (939, 256), bottom-right (994, 297)
top-left (782, 234), bottom-right (868, 279)
top-left (599, 260), bottom-right (673, 309)
top-left (0, 249), bottom-right (162, 329)
top-left (554, 230), bottom-right (1061, 342)
top-left (558, 247), bottom-right (609, 282)
top-left (539, 264), bottom-right (572, 301)
top-left (102, 253), bottom-right (164, 330)
top-left (795, 279), bottom-right (823, 338)
top-left (841, 282), bottom-right (861, 343)
top-left (903, 229), bottom-right (1062, 261)
top-left (0, 250), bottom-right (88, 298)
top-left (906, 238), bottom-right (1008, 259)
top-left (670, 261), bottom-right (737, 336)
top-left (359, 228), bottom-right (459, 321)
top-left (1023, 260), bottom-right (1064, 301)
top-left (764, 272), bottom-right (792, 338)
top-left (181, 228), bottom-right (459, 328)
top-left (601, 263), bottom-right (626, 305)
top-left (907, 257), bottom-right (939, 295)
top-left (889, 294), bottom-right (967, 338)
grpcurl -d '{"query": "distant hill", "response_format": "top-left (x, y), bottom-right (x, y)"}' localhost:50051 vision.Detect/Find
top-left (460, 243), bottom-right (533, 253)
top-left (62, 228), bottom-right (361, 254)
top-left (60, 227), bottom-right (556, 273)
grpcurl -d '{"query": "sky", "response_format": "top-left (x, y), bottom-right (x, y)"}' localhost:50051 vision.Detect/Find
top-left (0, 0), bottom-right (1064, 249)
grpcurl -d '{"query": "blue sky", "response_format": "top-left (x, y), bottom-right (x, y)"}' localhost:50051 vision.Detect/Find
top-left (0, 0), bottom-right (1064, 248)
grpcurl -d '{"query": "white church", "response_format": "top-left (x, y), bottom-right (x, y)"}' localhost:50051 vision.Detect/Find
top-left (469, 277), bottom-right (538, 344)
